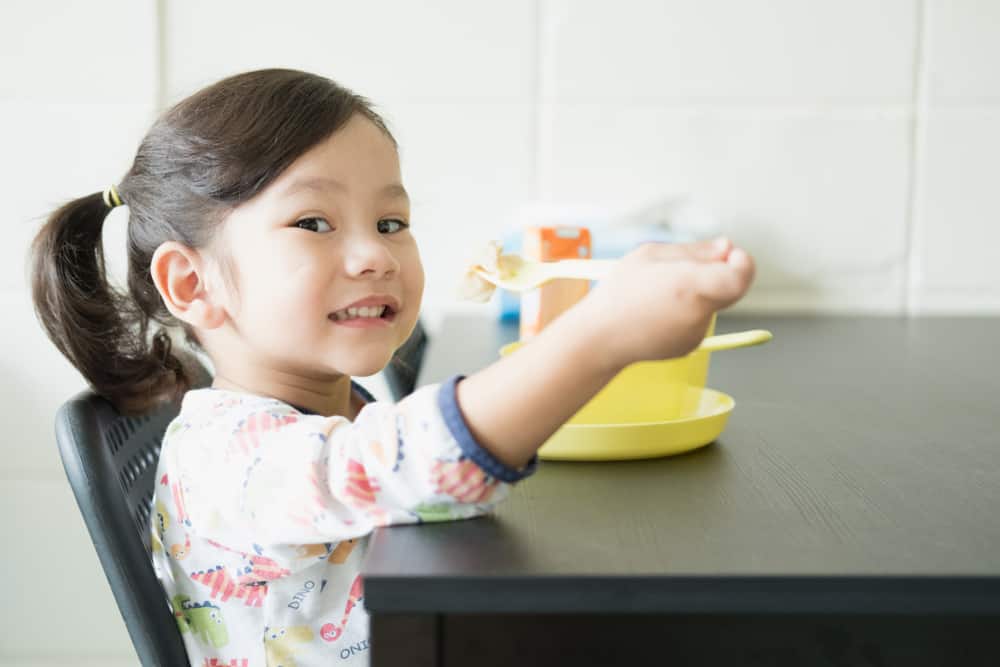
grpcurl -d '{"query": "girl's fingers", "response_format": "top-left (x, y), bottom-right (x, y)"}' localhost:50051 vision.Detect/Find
top-left (711, 237), bottom-right (733, 260)
top-left (689, 247), bottom-right (756, 306)
top-left (640, 237), bottom-right (732, 263)
top-left (728, 247), bottom-right (753, 272)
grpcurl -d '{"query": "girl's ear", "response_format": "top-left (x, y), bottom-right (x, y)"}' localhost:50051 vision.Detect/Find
top-left (150, 241), bottom-right (228, 329)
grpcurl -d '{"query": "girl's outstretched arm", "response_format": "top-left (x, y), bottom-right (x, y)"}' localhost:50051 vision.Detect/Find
top-left (456, 239), bottom-right (756, 470)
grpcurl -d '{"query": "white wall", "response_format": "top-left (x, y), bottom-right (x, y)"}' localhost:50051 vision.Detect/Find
top-left (2, 1), bottom-right (998, 664)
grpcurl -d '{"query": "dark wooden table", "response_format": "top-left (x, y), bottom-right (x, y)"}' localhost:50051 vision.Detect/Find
top-left (364, 315), bottom-right (1000, 666)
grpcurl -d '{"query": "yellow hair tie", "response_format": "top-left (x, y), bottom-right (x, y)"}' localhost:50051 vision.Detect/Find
top-left (103, 184), bottom-right (123, 209)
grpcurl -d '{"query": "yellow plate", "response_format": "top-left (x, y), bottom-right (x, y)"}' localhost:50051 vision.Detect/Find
top-left (537, 386), bottom-right (735, 461)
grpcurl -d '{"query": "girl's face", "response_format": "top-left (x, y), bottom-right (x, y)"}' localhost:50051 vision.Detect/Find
top-left (208, 114), bottom-right (424, 384)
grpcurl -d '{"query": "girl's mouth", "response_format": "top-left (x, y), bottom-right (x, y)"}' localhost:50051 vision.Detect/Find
top-left (329, 305), bottom-right (397, 327)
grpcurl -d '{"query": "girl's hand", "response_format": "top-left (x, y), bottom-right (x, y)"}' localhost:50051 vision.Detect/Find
top-left (575, 237), bottom-right (756, 372)
top-left (455, 237), bottom-right (756, 470)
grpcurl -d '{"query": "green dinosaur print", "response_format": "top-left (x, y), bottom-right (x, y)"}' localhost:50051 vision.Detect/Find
top-left (172, 594), bottom-right (229, 648)
top-left (412, 503), bottom-right (457, 523)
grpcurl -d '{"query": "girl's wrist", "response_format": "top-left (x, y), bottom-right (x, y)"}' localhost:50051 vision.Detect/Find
top-left (538, 298), bottom-right (623, 384)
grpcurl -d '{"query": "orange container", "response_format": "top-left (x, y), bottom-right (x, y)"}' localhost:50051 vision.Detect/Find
top-left (519, 226), bottom-right (591, 340)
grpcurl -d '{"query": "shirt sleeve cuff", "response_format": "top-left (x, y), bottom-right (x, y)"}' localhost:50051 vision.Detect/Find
top-left (436, 374), bottom-right (539, 484)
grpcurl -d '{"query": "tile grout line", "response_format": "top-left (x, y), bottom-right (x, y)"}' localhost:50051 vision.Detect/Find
top-left (529, 0), bottom-right (541, 202)
top-left (155, 0), bottom-right (168, 112)
top-left (533, 0), bottom-right (560, 202)
top-left (903, 0), bottom-right (930, 316)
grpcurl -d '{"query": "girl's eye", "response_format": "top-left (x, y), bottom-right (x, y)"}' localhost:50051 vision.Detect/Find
top-left (377, 218), bottom-right (409, 234)
top-left (295, 217), bottom-right (333, 233)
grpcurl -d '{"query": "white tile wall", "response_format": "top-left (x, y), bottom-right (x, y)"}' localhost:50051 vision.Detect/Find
top-left (0, 1), bottom-right (157, 105)
top-left (543, 107), bottom-right (913, 312)
top-left (0, 480), bottom-right (137, 662)
top-left (163, 0), bottom-right (537, 105)
top-left (544, 0), bottom-right (917, 104)
top-left (912, 0), bottom-right (1000, 312)
top-left (913, 109), bottom-right (1000, 312)
top-left (926, 0), bottom-right (1000, 104)
top-left (3, 0), bottom-right (999, 663)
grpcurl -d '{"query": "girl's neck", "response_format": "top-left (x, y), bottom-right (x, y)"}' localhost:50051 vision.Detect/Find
top-left (210, 373), bottom-right (363, 419)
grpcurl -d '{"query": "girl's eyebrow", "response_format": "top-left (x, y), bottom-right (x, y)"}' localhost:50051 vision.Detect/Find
top-left (281, 176), bottom-right (409, 201)
top-left (380, 183), bottom-right (410, 201)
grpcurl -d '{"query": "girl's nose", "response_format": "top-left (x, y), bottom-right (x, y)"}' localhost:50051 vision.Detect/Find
top-left (343, 234), bottom-right (400, 279)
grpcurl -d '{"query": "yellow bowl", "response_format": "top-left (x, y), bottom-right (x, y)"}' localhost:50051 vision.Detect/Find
top-left (536, 386), bottom-right (735, 461)
top-left (500, 316), bottom-right (771, 460)
top-left (500, 316), bottom-right (719, 424)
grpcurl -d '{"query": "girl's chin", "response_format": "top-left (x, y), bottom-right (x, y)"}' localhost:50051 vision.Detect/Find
top-left (334, 356), bottom-right (396, 379)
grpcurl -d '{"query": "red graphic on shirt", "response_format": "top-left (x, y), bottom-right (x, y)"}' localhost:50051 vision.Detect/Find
top-left (229, 411), bottom-right (300, 457)
top-left (345, 459), bottom-right (379, 503)
top-left (171, 479), bottom-right (190, 526)
top-left (320, 575), bottom-right (364, 642)
top-left (190, 565), bottom-right (268, 607)
top-left (342, 459), bottom-right (389, 526)
top-left (158, 474), bottom-right (189, 527)
top-left (431, 458), bottom-right (498, 503)
top-left (202, 659), bottom-right (248, 667)
top-left (236, 555), bottom-right (290, 585)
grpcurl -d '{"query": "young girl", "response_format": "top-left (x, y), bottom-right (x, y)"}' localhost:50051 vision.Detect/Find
top-left (29, 69), bottom-right (755, 666)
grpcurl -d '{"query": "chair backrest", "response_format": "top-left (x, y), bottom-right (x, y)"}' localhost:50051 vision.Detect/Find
top-left (55, 390), bottom-right (191, 666)
top-left (384, 318), bottom-right (428, 400)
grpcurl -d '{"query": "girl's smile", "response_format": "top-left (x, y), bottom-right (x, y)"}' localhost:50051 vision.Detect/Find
top-left (330, 293), bottom-right (401, 327)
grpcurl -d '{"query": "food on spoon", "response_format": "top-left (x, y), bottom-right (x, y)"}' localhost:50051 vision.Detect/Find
top-left (457, 240), bottom-right (525, 302)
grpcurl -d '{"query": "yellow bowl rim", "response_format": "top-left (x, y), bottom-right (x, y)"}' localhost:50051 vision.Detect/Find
top-left (560, 386), bottom-right (735, 430)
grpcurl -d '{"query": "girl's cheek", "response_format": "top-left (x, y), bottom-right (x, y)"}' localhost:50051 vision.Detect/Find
top-left (408, 250), bottom-right (425, 287)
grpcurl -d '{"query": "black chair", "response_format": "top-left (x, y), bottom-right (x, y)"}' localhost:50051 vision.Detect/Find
top-left (54, 361), bottom-right (210, 666)
top-left (384, 318), bottom-right (428, 400)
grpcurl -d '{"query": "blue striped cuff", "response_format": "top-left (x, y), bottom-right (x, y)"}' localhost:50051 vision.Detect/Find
top-left (437, 375), bottom-right (538, 484)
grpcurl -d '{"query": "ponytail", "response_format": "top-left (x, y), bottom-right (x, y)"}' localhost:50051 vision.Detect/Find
top-left (29, 192), bottom-right (189, 415)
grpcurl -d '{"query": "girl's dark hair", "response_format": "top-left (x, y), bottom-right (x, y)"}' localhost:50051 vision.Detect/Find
top-left (30, 69), bottom-right (396, 415)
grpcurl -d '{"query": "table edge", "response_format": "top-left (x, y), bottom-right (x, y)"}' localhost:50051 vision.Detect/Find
top-left (362, 574), bottom-right (1000, 615)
